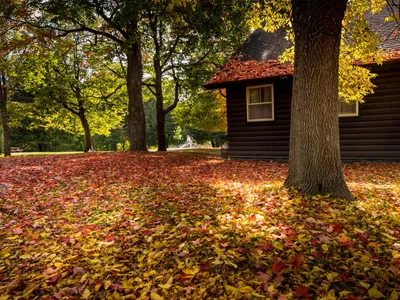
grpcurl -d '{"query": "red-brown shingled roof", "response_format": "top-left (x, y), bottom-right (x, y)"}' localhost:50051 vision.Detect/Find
top-left (204, 50), bottom-right (400, 89)
top-left (204, 57), bottom-right (293, 88)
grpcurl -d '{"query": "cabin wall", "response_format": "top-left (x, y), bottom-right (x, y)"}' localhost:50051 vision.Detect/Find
top-left (226, 63), bottom-right (400, 161)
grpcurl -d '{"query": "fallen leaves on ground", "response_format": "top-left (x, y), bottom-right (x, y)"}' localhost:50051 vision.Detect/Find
top-left (0, 152), bottom-right (399, 299)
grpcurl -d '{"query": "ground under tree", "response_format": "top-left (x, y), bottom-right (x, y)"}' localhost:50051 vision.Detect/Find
top-left (284, 0), bottom-right (353, 200)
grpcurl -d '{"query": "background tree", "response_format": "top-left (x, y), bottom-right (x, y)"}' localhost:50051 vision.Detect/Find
top-left (141, 0), bottom-right (252, 151)
top-left (12, 0), bottom-right (156, 151)
top-left (20, 33), bottom-right (126, 152)
top-left (0, 14), bottom-right (46, 156)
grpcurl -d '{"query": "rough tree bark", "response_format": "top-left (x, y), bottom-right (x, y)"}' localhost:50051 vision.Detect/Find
top-left (284, 0), bottom-right (354, 200)
top-left (127, 42), bottom-right (147, 152)
top-left (78, 110), bottom-right (93, 153)
top-left (0, 72), bottom-right (11, 157)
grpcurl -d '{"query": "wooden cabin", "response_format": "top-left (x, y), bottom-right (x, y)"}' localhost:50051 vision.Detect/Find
top-left (204, 11), bottom-right (400, 161)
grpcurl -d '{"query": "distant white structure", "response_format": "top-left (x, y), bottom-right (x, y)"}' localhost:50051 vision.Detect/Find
top-left (178, 136), bottom-right (196, 148)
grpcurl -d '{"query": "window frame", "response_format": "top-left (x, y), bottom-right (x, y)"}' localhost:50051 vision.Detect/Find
top-left (338, 101), bottom-right (359, 117)
top-left (246, 84), bottom-right (275, 122)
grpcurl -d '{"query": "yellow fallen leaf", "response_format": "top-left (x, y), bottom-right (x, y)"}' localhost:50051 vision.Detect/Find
top-left (182, 267), bottom-right (199, 275)
top-left (158, 276), bottom-right (173, 289)
top-left (368, 288), bottom-right (385, 298)
top-left (390, 291), bottom-right (399, 300)
top-left (225, 284), bottom-right (237, 293)
top-left (95, 283), bottom-right (102, 292)
top-left (104, 280), bottom-right (112, 290)
top-left (150, 292), bottom-right (164, 300)
top-left (322, 244), bottom-right (329, 252)
top-left (112, 290), bottom-right (121, 299)
top-left (80, 273), bottom-right (88, 283)
top-left (239, 286), bottom-right (255, 293)
top-left (22, 286), bottom-right (36, 298)
top-left (359, 281), bottom-right (370, 289)
top-left (81, 289), bottom-right (91, 299)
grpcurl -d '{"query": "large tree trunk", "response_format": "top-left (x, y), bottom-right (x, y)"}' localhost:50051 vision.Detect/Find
top-left (126, 42), bottom-right (147, 152)
top-left (154, 58), bottom-right (168, 152)
top-left (0, 72), bottom-right (11, 157)
top-left (78, 111), bottom-right (93, 153)
top-left (284, 0), bottom-right (353, 200)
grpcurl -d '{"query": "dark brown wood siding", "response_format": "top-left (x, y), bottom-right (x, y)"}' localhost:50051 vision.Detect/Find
top-left (226, 63), bottom-right (400, 161)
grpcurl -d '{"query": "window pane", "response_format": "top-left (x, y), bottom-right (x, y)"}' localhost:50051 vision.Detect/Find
top-left (262, 86), bottom-right (272, 103)
top-left (249, 104), bottom-right (262, 119)
top-left (249, 88), bottom-right (260, 103)
top-left (261, 103), bottom-right (272, 119)
top-left (249, 104), bottom-right (272, 120)
top-left (339, 102), bottom-right (357, 114)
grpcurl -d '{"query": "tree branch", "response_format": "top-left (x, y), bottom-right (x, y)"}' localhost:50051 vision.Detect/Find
top-left (161, 36), bottom-right (181, 71)
top-left (11, 18), bottom-right (123, 45)
top-left (162, 49), bottom-right (212, 73)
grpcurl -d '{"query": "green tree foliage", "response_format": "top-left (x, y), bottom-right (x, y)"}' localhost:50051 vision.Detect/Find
top-left (141, 0), bottom-right (253, 151)
top-left (252, 0), bottom-right (394, 104)
top-left (19, 33), bottom-right (126, 152)
top-left (173, 89), bottom-right (227, 133)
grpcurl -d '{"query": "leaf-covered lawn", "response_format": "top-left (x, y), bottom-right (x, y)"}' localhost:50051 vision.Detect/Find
top-left (0, 153), bottom-right (399, 299)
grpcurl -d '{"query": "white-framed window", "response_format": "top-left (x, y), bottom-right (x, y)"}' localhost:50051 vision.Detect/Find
top-left (338, 101), bottom-right (359, 117)
top-left (246, 84), bottom-right (274, 122)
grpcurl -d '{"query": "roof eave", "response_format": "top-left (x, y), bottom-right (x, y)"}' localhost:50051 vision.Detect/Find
top-left (204, 74), bottom-right (294, 90)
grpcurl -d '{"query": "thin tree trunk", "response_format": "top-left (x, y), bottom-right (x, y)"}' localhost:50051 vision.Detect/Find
top-left (154, 58), bottom-right (167, 152)
top-left (0, 72), bottom-right (11, 157)
top-left (78, 111), bottom-right (93, 153)
top-left (284, 0), bottom-right (353, 200)
top-left (126, 41), bottom-right (147, 152)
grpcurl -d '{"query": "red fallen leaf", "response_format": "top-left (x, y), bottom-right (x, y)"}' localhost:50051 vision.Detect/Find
top-left (14, 268), bottom-right (23, 275)
top-left (141, 230), bottom-right (152, 236)
top-left (255, 271), bottom-right (270, 283)
top-left (339, 273), bottom-right (349, 281)
top-left (81, 228), bottom-right (89, 237)
top-left (248, 214), bottom-right (257, 221)
top-left (311, 251), bottom-right (325, 258)
top-left (332, 223), bottom-right (344, 233)
top-left (44, 268), bottom-right (57, 275)
top-left (346, 295), bottom-right (360, 300)
top-left (358, 231), bottom-right (369, 243)
top-left (340, 241), bottom-right (355, 248)
top-left (272, 274), bottom-right (284, 285)
top-left (177, 273), bottom-right (192, 282)
top-left (199, 263), bottom-right (210, 271)
top-left (59, 236), bottom-right (71, 244)
top-left (295, 285), bottom-right (311, 299)
top-left (260, 243), bottom-right (273, 252)
top-left (271, 261), bottom-right (285, 274)
top-left (290, 254), bottom-right (306, 269)
top-left (73, 267), bottom-right (85, 276)
top-left (12, 228), bottom-right (23, 234)
top-left (184, 286), bottom-right (195, 294)
top-left (104, 234), bottom-right (114, 242)
top-left (47, 274), bottom-right (60, 285)
top-left (311, 239), bottom-right (320, 245)
top-left (317, 235), bottom-right (331, 242)
top-left (236, 247), bottom-right (245, 254)
top-left (109, 284), bottom-right (123, 291)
